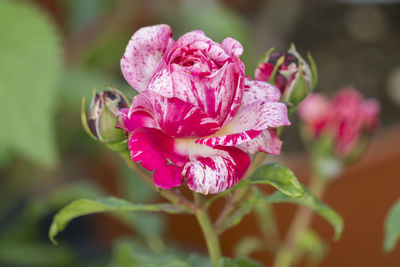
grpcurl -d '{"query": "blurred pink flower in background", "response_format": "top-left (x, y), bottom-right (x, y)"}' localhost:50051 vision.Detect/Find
top-left (298, 88), bottom-right (380, 157)
top-left (118, 24), bottom-right (290, 194)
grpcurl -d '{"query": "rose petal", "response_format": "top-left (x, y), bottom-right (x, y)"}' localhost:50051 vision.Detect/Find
top-left (298, 93), bottom-right (329, 136)
top-left (221, 37), bottom-right (243, 57)
top-left (236, 129), bottom-right (282, 155)
top-left (242, 78), bottom-right (281, 105)
top-left (129, 127), bottom-right (188, 189)
top-left (117, 94), bottom-right (158, 134)
top-left (118, 108), bottom-right (157, 134)
top-left (361, 99), bottom-right (380, 129)
top-left (222, 60), bottom-right (245, 125)
top-left (147, 60), bottom-right (174, 98)
top-left (186, 41), bottom-right (230, 65)
top-left (174, 30), bottom-right (213, 48)
top-left (255, 62), bottom-right (274, 83)
top-left (183, 146), bottom-right (250, 194)
top-left (235, 101), bottom-right (290, 130)
top-left (169, 61), bottom-right (244, 125)
top-left (153, 164), bottom-right (184, 190)
top-left (196, 100), bottom-right (289, 147)
top-left (121, 24), bottom-right (174, 92)
top-left (146, 91), bottom-right (221, 138)
top-left (196, 129), bottom-right (261, 147)
top-left (195, 78), bottom-right (288, 148)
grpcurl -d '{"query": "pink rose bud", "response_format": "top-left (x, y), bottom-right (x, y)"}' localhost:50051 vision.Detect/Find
top-left (119, 25), bottom-right (291, 194)
top-left (255, 45), bottom-right (317, 108)
top-left (298, 88), bottom-right (380, 160)
top-left (82, 88), bottom-right (129, 144)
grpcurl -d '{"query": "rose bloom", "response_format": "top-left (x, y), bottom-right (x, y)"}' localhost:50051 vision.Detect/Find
top-left (298, 88), bottom-right (380, 157)
top-left (119, 24), bottom-right (290, 194)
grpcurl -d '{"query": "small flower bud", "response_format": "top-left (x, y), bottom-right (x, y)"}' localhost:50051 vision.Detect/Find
top-left (82, 88), bottom-right (129, 144)
top-left (255, 44), bottom-right (317, 108)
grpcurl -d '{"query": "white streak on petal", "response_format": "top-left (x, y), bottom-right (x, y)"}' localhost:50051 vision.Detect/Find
top-left (121, 24), bottom-right (174, 92)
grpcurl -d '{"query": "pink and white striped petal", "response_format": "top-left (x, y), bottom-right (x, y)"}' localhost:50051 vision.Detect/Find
top-left (195, 100), bottom-right (289, 148)
top-left (221, 37), bottom-right (243, 58)
top-left (118, 108), bottom-right (157, 134)
top-left (236, 129), bottom-right (282, 155)
top-left (242, 78), bottom-right (281, 105)
top-left (233, 101), bottom-right (290, 130)
top-left (129, 127), bottom-right (188, 189)
top-left (196, 129), bottom-right (261, 147)
top-left (169, 61), bottom-right (244, 125)
top-left (121, 24), bottom-right (174, 92)
top-left (173, 30), bottom-right (213, 49)
top-left (146, 91), bottom-right (221, 138)
top-left (183, 146), bottom-right (251, 194)
top-left (147, 60), bottom-right (174, 98)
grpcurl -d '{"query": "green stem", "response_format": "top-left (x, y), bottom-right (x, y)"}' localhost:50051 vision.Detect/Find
top-left (194, 194), bottom-right (222, 264)
top-left (272, 172), bottom-right (327, 267)
top-left (121, 152), bottom-right (198, 213)
top-left (215, 152), bottom-right (266, 232)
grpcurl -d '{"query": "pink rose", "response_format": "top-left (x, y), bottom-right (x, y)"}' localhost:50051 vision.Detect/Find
top-left (298, 88), bottom-right (380, 157)
top-left (119, 24), bottom-right (290, 194)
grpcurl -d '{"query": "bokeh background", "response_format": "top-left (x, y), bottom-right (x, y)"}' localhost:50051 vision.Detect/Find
top-left (1, 0), bottom-right (400, 266)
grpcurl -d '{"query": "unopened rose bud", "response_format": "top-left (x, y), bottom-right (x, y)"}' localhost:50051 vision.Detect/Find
top-left (255, 44), bottom-right (317, 108)
top-left (82, 88), bottom-right (129, 144)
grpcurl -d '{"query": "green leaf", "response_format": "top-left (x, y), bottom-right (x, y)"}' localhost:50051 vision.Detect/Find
top-left (0, 242), bottom-right (74, 266)
top-left (215, 258), bottom-right (239, 267)
top-left (384, 197), bottom-right (400, 253)
top-left (234, 257), bottom-right (264, 267)
top-left (110, 239), bottom-right (195, 267)
top-left (215, 257), bottom-right (263, 267)
top-left (248, 163), bottom-right (304, 198)
top-left (0, 0), bottom-right (62, 166)
top-left (49, 197), bottom-right (186, 244)
top-left (265, 188), bottom-right (344, 240)
top-left (207, 163), bottom-right (303, 208)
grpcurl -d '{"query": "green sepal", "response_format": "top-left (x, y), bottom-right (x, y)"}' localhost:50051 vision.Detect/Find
top-left (308, 52), bottom-right (318, 90)
top-left (106, 139), bottom-right (129, 154)
top-left (285, 45), bottom-right (307, 110)
top-left (257, 47), bottom-right (275, 65)
top-left (81, 96), bottom-right (97, 140)
top-left (268, 55), bottom-right (285, 85)
top-left (310, 134), bottom-right (343, 179)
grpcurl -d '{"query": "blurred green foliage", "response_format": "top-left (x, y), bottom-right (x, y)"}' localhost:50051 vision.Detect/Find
top-left (0, 0), bottom-right (62, 167)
